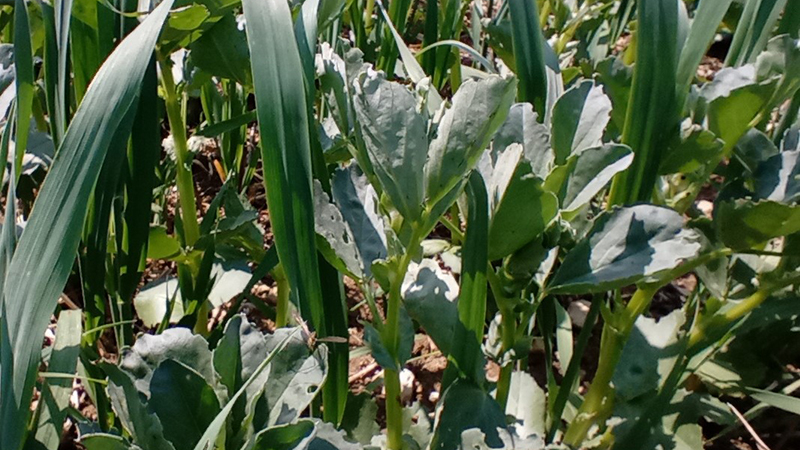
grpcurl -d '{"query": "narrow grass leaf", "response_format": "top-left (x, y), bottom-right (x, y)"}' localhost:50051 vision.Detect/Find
top-left (608, 0), bottom-right (679, 205)
top-left (0, 3), bottom-right (173, 447)
top-left (13, 0), bottom-right (34, 179)
top-left (726, 0), bottom-right (789, 67)
top-left (242, 0), bottom-right (324, 329)
top-left (676, 0), bottom-right (733, 106)
top-left (508, 0), bottom-right (548, 116)
top-left (34, 310), bottom-right (82, 449)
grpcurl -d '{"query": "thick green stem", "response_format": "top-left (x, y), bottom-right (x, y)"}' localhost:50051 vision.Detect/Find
top-left (688, 271), bottom-right (800, 350)
top-left (563, 286), bottom-right (657, 446)
top-left (384, 368), bottom-right (404, 449)
top-left (384, 224), bottom-right (425, 449)
top-left (158, 56), bottom-right (200, 247)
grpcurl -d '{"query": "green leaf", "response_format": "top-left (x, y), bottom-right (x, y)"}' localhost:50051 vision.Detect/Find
top-left (147, 360), bottom-right (222, 450)
top-left (450, 172), bottom-right (489, 384)
top-left (725, 0), bottom-right (788, 66)
top-left (242, 0), bottom-right (326, 335)
top-left (212, 314), bottom-right (268, 445)
top-left (676, 0), bottom-right (734, 103)
top-left (748, 388), bottom-right (800, 416)
top-left (545, 144), bottom-right (633, 213)
top-left (486, 151), bottom-right (559, 261)
top-left (168, 4), bottom-right (210, 31)
top-left (715, 199), bottom-right (800, 250)
top-left (190, 13), bottom-right (251, 86)
top-left (340, 393), bottom-right (380, 445)
top-left (707, 77), bottom-right (777, 151)
top-left (34, 310), bottom-right (82, 450)
top-left (659, 124), bottom-right (724, 175)
top-left (104, 363), bottom-right (176, 450)
top-left (195, 111), bottom-right (256, 138)
top-left (81, 433), bottom-right (141, 450)
top-left (119, 328), bottom-right (216, 397)
top-left (0, 3), bottom-right (173, 447)
top-left (554, 302), bottom-right (572, 376)
top-left (608, 0), bottom-right (679, 205)
top-left (504, 371), bottom-right (546, 439)
top-left (352, 70), bottom-right (427, 222)
top-left (492, 103), bottom-right (552, 179)
top-left (330, 165), bottom-right (388, 277)
top-left (508, 0), bottom-right (547, 114)
top-left (192, 329), bottom-right (301, 450)
top-left (425, 76), bottom-right (516, 206)
top-left (13, 0), bottom-right (34, 182)
top-left (754, 149), bottom-right (800, 203)
top-left (147, 226), bottom-right (182, 260)
top-left (430, 380), bottom-right (508, 450)
top-left (550, 80), bottom-right (612, 163)
top-left (548, 205), bottom-right (702, 294)
top-left (261, 328), bottom-right (327, 427)
top-left (612, 310), bottom-right (686, 401)
top-left (251, 420), bottom-right (316, 450)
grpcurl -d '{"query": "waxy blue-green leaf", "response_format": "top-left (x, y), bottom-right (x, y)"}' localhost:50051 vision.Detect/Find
top-left (548, 205), bottom-right (702, 294)
top-left (430, 380), bottom-right (509, 450)
top-left (189, 13), bottom-right (251, 86)
top-left (755, 150), bottom-right (800, 203)
top-left (81, 434), bottom-right (142, 450)
top-left (0, 3), bottom-right (173, 447)
top-left (314, 166), bottom-right (388, 279)
top-left (251, 420), bottom-right (316, 450)
top-left (716, 199), bottom-right (800, 250)
top-left (105, 363), bottom-right (176, 450)
top-left (119, 328), bottom-right (216, 396)
top-left (352, 70), bottom-right (427, 222)
top-left (425, 76), bottom-right (516, 206)
top-left (492, 103), bottom-right (552, 179)
top-left (659, 124), bottom-right (725, 175)
top-left (148, 360), bottom-right (222, 450)
top-left (550, 80), bottom-right (612, 164)
top-left (504, 371), bottom-right (546, 439)
top-left (478, 143), bottom-right (558, 261)
top-left (212, 314), bottom-right (269, 446)
top-left (191, 329), bottom-right (301, 450)
top-left (261, 328), bottom-right (327, 427)
top-left (612, 310), bottom-right (685, 401)
top-left (544, 144), bottom-right (633, 213)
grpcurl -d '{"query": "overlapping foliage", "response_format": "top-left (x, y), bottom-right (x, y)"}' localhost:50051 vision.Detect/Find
top-left (0, 0), bottom-right (799, 449)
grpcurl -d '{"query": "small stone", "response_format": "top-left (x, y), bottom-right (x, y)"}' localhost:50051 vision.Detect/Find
top-left (697, 200), bottom-right (713, 219)
top-left (400, 368), bottom-right (415, 403)
top-left (568, 300), bottom-right (592, 328)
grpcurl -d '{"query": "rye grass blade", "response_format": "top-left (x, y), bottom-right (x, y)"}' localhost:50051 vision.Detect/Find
top-left (0, 3), bottom-right (173, 447)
